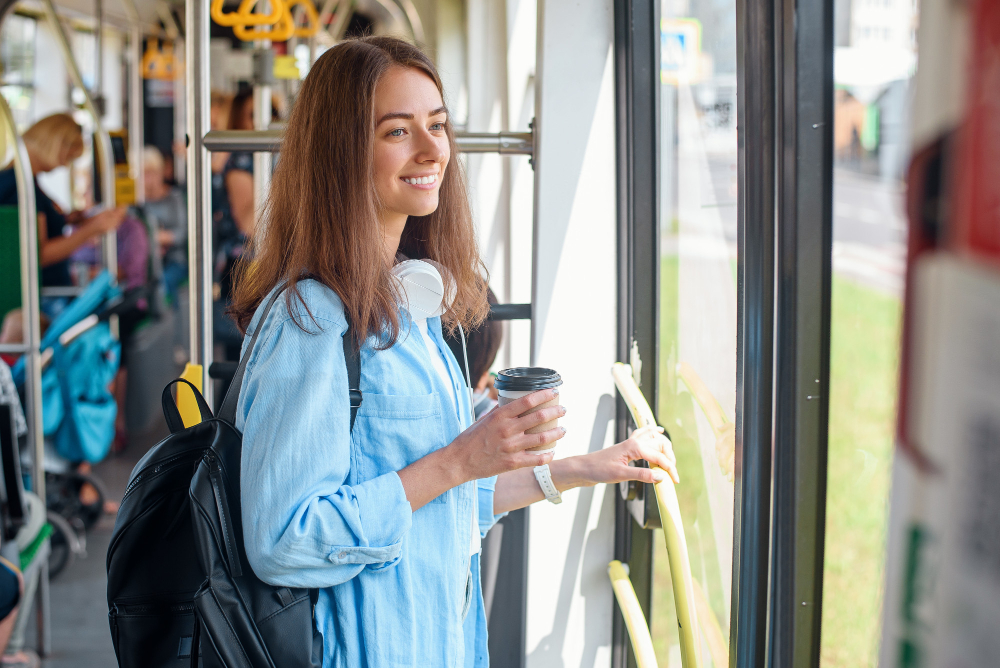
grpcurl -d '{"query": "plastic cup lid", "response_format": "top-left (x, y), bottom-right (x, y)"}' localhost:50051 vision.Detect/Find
top-left (494, 367), bottom-right (563, 391)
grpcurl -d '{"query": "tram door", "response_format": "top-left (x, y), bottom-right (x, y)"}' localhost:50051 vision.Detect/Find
top-left (647, 3), bottom-right (738, 666)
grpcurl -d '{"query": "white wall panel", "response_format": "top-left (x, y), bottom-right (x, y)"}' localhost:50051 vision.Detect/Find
top-left (528, 0), bottom-right (617, 661)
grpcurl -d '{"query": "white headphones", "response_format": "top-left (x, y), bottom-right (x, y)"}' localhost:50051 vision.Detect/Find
top-left (390, 259), bottom-right (455, 321)
top-left (391, 259), bottom-right (475, 418)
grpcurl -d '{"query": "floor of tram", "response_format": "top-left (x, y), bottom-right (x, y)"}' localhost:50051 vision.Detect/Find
top-left (24, 420), bottom-right (167, 667)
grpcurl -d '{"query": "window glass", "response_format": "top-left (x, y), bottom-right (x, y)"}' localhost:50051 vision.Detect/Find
top-left (652, 0), bottom-right (737, 665)
top-left (0, 14), bottom-right (37, 129)
top-left (822, 1), bottom-right (915, 664)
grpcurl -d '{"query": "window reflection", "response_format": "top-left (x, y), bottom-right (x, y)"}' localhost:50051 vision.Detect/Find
top-left (653, 1), bottom-right (737, 665)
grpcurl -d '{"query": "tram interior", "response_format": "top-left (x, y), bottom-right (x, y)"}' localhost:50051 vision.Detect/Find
top-left (0, 0), bottom-right (997, 665)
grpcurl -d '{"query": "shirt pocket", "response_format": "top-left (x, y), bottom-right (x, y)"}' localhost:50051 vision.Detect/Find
top-left (352, 392), bottom-right (449, 501)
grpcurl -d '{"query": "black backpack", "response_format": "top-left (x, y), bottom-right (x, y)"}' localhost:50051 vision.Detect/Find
top-left (107, 288), bottom-right (362, 667)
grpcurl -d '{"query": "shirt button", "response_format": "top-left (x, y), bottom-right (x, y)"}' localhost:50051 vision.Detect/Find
top-left (338, 551), bottom-right (347, 559)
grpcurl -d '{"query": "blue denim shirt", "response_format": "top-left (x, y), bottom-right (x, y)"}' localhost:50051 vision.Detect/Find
top-left (235, 280), bottom-right (500, 668)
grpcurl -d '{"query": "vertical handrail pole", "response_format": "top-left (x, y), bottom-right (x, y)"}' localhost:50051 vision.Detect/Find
top-left (187, 0), bottom-right (213, 395)
top-left (120, 0), bottom-right (145, 203)
top-left (0, 82), bottom-right (48, 659)
top-left (734, 0), bottom-right (777, 659)
top-left (253, 9), bottom-right (273, 230)
top-left (40, 0), bottom-right (118, 278)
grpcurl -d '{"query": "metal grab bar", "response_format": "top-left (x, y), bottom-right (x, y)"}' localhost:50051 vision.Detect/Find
top-left (612, 362), bottom-right (702, 668)
top-left (202, 129), bottom-right (535, 155)
top-left (40, 0), bottom-right (118, 279)
top-left (608, 560), bottom-right (658, 668)
top-left (0, 82), bottom-right (49, 658)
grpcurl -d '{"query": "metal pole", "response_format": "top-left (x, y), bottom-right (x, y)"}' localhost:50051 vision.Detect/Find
top-left (187, 0), bottom-right (213, 395)
top-left (94, 0), bottom-right (103, 99)
top-left (202, 129), bottom-right (534, 154)
top-left (120, 0), bottom-right (145, 203)
top-left (41, 0), bottom-right (118, 279)
top-left (733, 0), bottom-right (777, 661)
top-left (0, 80), bottom-right (49, 660)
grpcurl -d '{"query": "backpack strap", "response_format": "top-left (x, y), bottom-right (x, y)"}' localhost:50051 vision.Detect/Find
top-left (162, 378), bottom-right (214, 434)
top-left (217, 286), bottom-right (363, 430)
top-left (344, 325), bottom-right (362, 431)
top-left (217, 287), bottom-right (286, 425)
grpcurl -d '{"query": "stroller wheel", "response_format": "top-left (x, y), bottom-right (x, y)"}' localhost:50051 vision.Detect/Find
top-left (47, 511), bottom-right (84, 579)
top-left (45, 471), bottom-right (107, 533)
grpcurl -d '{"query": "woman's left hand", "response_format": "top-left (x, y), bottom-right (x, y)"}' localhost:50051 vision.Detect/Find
top-left (574, 425), bottom-right (680, 487)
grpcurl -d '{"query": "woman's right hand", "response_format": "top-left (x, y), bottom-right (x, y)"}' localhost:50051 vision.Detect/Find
top-left (86, 206), bottom-right (127, 234)
top-left (449, 388), bottom-right (566, 481)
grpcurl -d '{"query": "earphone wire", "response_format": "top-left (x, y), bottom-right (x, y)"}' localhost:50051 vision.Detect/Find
top-left (457, 321), bottom-right (476, 426)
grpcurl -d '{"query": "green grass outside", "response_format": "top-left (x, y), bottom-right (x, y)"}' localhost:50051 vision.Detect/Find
top-left (648, 265), bottom-right (900, 667)
top-left (819, 278), bottom-right (900, 667)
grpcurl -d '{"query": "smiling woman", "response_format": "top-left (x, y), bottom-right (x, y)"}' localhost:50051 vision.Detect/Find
top-left (221, 35), bottom-right (678, 668)
top-left (230, 37), bottom-right (487, 348)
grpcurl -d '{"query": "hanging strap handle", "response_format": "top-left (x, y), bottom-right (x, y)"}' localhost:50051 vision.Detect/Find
top-left (217, 286), bottom-right (363, 430)
top-left (162, 379), bottom-right (214, 434)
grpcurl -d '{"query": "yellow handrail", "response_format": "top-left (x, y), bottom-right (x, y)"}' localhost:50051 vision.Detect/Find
top-left (211, 0), bottom-right (283, 26)
top-left (230, 0), bottom-right (320, 41)
top-left (612, 363), bottom-right (702, 668)
top-left (608, 560), bottom-right (658, 668)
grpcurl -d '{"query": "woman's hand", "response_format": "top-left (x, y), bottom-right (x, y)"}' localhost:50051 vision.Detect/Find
top-left (397, 388), bottom-right (566, 512)
top-left (449, 388), bottom-right (566, 481)
top-left (85, 206), bottom-right (127, 234)
top-left (567, 425), bottom-right (679, 487)
top-left (492, 425), bottom-right (678, 516)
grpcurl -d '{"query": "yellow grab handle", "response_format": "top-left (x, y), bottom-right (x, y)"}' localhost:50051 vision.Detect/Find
top-left (608, 560), bottom-right (659, 668)
top-left (211, 0), bottom-right (284, 27)
top-left (289, 0), bottom-right (320, 37)
top-left (177, 363), bottom-right (206, 428)
top-left (611, 362), bottom-right (702, 668)
top-left (233, 0), bottom-right (294, 41)
top-left (651, 475), bottom-right (702, 668)
top-left (611, 363), bottom-right (657, 428)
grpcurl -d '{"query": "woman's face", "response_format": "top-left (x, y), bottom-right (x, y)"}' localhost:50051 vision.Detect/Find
top-left (372, 66), bottom-right (450, 224)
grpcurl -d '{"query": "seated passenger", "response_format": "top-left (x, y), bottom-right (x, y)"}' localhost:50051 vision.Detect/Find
top-left (142, 147), bottom-right (187, 305)
top-left (0, 113), bottom-right (125, 295)
top-left (227, 36), bottom-right (680, 667)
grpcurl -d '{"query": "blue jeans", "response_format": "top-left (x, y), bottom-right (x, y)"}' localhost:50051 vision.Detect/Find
top-left (162, 262), bottom-right (187, 308)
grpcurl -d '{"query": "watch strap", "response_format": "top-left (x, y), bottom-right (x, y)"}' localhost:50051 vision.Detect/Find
top-left (533, 464), bottom-right (562, 504)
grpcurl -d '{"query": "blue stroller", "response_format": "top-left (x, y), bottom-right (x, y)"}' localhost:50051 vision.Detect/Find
top-left (12, 271), bottom-right (122, 575)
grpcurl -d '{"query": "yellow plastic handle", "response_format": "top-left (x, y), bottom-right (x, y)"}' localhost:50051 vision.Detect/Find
top-left (211, 0), bottom-right (284, 27)
top-left (177, 363), bottom-right (205, 428)
top-left (289, 0), bottom-right (320, 37)
top-left (233, 0), bottom-right (294, 41)
top-left (611, 362), bottom-right (703, 668)
top-left (608, 560), bottom-right (659, 668)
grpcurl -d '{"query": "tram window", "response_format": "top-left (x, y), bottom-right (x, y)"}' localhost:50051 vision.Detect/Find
top-left (0, 14), bottom-right (37, 128)
top-left (651, 1), bottom-right (737, 665)
top-left (820, 2), bottom-right (914, 665)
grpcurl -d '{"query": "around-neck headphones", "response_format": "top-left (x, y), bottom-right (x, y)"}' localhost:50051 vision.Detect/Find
top-left (391, 259), bottom-right (475, 422)
top-left (390, 259), bottom-right (454, 321)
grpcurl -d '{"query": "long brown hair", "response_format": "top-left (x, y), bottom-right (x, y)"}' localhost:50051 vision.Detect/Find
top-left (230, 36), bottom-right (489, 349)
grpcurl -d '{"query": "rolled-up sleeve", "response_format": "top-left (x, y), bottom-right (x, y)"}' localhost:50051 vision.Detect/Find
top-left (238, 307), bottom-right (413, 589)
top-left (477, 475), bottom-right (505, 538)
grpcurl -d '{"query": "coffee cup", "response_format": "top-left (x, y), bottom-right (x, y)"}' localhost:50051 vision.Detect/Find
top-left (495, 367), bottom-right (563, 454)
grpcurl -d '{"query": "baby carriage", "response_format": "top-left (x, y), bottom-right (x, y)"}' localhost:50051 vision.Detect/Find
top-left (12, 271), bottom-right (122, 575)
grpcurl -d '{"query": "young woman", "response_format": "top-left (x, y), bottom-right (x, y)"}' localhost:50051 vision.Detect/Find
top-left (229, 36), bottom-right (678, 668)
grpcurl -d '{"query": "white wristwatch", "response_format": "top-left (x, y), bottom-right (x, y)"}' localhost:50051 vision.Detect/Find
top-left (533, 464), bottom-right (562, 504)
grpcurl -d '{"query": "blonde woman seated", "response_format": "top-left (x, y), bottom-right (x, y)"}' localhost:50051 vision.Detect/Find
top-left (0, 113), bottom-right (125, 291)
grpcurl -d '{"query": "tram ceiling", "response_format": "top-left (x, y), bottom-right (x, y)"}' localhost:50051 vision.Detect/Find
top-left (11, 0), bottom-right (160, 30)
top-left (201, 129), bottom-right (536, 155)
